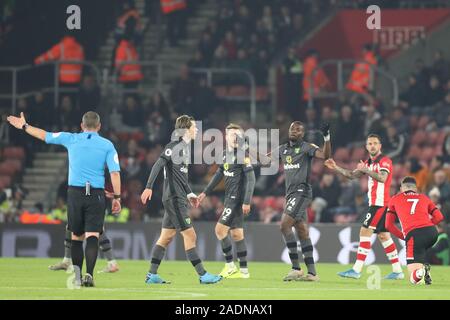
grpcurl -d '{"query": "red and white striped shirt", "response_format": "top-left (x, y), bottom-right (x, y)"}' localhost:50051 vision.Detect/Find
top-left (364, 154), bottom-right (392, 206)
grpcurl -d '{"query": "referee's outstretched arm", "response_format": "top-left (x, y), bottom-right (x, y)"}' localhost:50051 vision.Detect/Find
top-left (7, 112), bottom-right (46, 140)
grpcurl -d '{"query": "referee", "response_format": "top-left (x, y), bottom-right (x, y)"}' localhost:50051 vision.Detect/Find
top-left (7, 111), bottom-right (121, 287)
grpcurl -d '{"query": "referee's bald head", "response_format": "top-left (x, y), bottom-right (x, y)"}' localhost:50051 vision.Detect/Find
top-left (82, 111), bottom-right (101, 131)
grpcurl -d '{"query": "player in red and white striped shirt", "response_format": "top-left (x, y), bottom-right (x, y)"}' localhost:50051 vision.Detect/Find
top-left (386, 176), bottom-right (444, 285)
top-left (325, 134), bottom-right (404, 279)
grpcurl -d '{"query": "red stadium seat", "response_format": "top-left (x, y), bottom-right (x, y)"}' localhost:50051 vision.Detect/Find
top-left (419, 146), bottom-right (435, 162)
top-left (437, 131), bottom-right (447, 146)
top-left (425, 131), bottom-right (439, 146)
top-left (0, 175), bottom-right (11, 189)
top-left (350, 147), bottom-right (366, 162)
top-left (334, 148), bottom-right (351, 162)
top-left (410, 130), bottom-right (426, 146)
top-left (255, 86), bottom-right (269, 101)
top-left (214, 86), bottom-right (228, 98)
top-left (228, 86), bottom-right (249, 97)
top-left (312, 161), bottom-right (324, 176)
top-left (0, 162), bottom-right (15, 176)
top-left (417, 116), bottom-right (430, 129)
top-left (2, 147), bottom-right (25, 160)
top-left (409, 115), bottom-right (419, 131)
top-left (407, 145), bottom-right (421, 158)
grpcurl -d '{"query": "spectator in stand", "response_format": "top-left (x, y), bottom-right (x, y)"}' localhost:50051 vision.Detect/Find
top-left (170, 64), bottom-right (197, 115)
top-left (304, 107), bottom-right (318, 133)
top-left (221, 31), bottom-right (237, 60)
top-left (335, 105), bottom-right (361, 147)
top-left (56, 95), bottom-right (78, 131)
top-left (384, 125), bottom-right (406, 162)
top-left (399, 75), bottom-right (425, 110)
top-left (320, 105), bottom-right (338, 137)
top-left (114, 33), bottom-right (143, 92)
top-left (198, 31), bottom-right (215, 66)
top-left (390, 108), bottom-right (409, 135)
top-left (346, 44), bottom-right (377, 95)
top-left (252, 49), bottom-right (269, 86)
top-left (282, 46), bottom-right (303, 120)
top-left (147, 90), bottom-right (171, 120)
top-left (425, 156), bottom-right (448, 190)
top-left (434, 92), bottom-right (450, 128)
top-left (427, 170), bottom-right (450, 209)
top-left (187, 50), bottom-right (208, 70)
top-left (277, 5), bottom-right (293, 45)
top-left (424, 75), bottom-right (445, 107)
top-left (161, 0), bottom-right (187, 47)
top-left (120, 139), bottom-right (145, 180)
top-left (78, 74), bottom-right (101, 117)
top-left (193, 77), bottom-right (216, 121)
top-left (302, 49), bottom-right (329, 102)
top-left (29, 91), bottom-right (49, 129)
top-left (313, 173), bottom-right (341, 222)
top-left (144, 109), bottom-right (170, 146)
top-left (362, 104), bottom-right (386, 141)
top-left (121, 96), bottom-right (145, 128)
top-left (405, 158), bottom-right (429, 192)
top-left (34, 32), bottom-right (84, 88)
top-left (431, 50), bottom-right (450, 84)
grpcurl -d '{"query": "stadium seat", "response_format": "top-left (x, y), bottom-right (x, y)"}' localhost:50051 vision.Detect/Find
top-left (214, 86), bottom-right (228, 98)
top-left (419, 146), bottom-right (435, 162)
top-left (0, 175), bottom-right (11, 189)
top-left (407, 145), bottom-right (421, 158)
top-left (334, 148), bottom-right (351, 162)
top-left (2, 147), bottom-right (25, 160)
top-left (425, 131), bottom-right (439, 146)
top-left (255, 86), bottom-right (269, 102)
top-left (0, 162), bottom-right (16, 176)
top-left (228, 86), bottom-right (249, 98)
top-left (417, 116), bottom-right (430, 129)
top-left (411, 130), bottom-right (427, 146)
top-left (350, 147), bottom-right (366, 162)
top-left (312, 161), bottom-right (324, 176)
top-left (409, 115), bottom-right (419, 131)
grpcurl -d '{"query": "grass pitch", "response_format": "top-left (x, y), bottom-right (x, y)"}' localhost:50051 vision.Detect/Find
top-left (0, 258), bottom-right (449, 300)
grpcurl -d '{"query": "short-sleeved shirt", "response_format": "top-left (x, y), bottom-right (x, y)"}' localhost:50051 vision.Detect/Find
top-left (279, 140), bottom-right (318, 197)
top-left (363, 154), bottom-right (392, 206)
top-left (388, 191), bottom-right (439, 237)
top-left (45, 131), bottom-right (120, 189)
top-left (218, 149), bottom-right (254, 203)
top-left (160, 139), bottom-right (192, 201)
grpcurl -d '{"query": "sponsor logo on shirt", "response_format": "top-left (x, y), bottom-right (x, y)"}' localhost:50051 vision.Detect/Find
top-left (224, 171), bottom-right (235, 177)
top-left (284, 163), bottom-right (300, 170)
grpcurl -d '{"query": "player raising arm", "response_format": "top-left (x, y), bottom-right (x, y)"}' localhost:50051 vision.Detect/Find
top-left (325, 134), bottom-right (404, 280)
top-left (386, 176), bottom-right (444, 285)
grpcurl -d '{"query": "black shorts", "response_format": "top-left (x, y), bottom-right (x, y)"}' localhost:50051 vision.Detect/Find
top-left (361, 206), bottom-right (388, 233)
top-left (283, 191), bottom-right (312, 222)
top-left (218, 200), bottom-right (244, 229)
top-left (405, 226), bottom-right (438, 264)
top-left (162, 197), bottom-right (192, 231)
top-left (67, 187), bottom-right (106, 236)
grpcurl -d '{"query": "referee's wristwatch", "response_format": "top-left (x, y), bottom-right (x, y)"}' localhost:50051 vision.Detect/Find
top-left (22, 123), bottom-right (29, 131)
top-left (113, 194), bottom-right (121, 201)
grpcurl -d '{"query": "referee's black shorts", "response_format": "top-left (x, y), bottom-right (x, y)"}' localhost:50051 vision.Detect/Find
top-left (67, 187), bottom-right (106, 236)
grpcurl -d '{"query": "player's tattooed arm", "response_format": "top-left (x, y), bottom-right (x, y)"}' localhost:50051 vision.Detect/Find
top-left (324, 159), bottom-right (363, 179)
top-left (356, 161), bottom-right (388, 183)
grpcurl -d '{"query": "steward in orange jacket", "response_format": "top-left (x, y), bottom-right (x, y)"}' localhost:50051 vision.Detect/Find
top-left (35, 36), bottom-right (84, 84)
top-left (346, 45), bottom-right (377, 94)
top-left (160, 0), bottom-right (186, 14)
top-left (302, 50), bottom-right (329, 101)
top-left (115, 39), bottom-right (143, 83)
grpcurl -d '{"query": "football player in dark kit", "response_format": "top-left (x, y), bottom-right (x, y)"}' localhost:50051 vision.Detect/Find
top-left (141, 115), bottom-right (222, 284)
top-left (198, 123), bottom-right (256, 279)
top-left (255, 121), bottom-right (331, 281)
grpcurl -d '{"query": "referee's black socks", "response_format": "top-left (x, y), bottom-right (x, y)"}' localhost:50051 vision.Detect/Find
top-left (71, 240), bottom-right (84, 276)
top-left (85, 236), bottom-right (99, 276)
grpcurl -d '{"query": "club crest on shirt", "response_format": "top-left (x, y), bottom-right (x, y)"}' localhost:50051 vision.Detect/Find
top-left (295, 148), bottom-right (300, 154)
top-left (224, 163), bottom-right (229, 171)
top-left (286, 156), bottom-right (293, 164)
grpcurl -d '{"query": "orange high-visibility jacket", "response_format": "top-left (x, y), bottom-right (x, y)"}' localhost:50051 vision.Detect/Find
top-left (34, 36), bottom-right (84, 84)
top-left (303, 56), bottom-right (329, 101)
top-left (346, 51), bottom-right (377, 94)
top-left (19, 211), bottom-right (61, 224)
top-left (160, 0), bottom-right (186, 14)
top-left (115, 39), bottom-right (143, 82)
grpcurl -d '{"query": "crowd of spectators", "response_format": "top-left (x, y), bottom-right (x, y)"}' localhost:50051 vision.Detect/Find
top-left (1, 1), bottom-right (449, 226)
